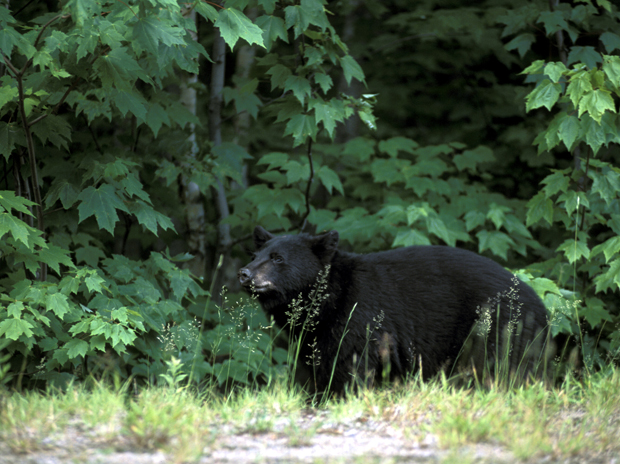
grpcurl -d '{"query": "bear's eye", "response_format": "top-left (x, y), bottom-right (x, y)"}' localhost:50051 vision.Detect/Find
top-left (271, 254), bottom-right (283, 264)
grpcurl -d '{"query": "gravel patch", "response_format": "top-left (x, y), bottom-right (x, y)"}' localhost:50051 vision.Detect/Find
top-left (0, 413), bottom-right (518, 464)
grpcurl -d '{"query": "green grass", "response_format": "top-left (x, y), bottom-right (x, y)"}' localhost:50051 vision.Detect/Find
top-left (1, 368), bottom-right (619, 463)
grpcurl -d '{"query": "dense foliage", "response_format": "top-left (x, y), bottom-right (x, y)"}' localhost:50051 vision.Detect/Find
top-left (0, 0), bottom-right (618, 389)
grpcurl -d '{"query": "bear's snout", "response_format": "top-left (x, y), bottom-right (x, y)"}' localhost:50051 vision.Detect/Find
top-left (238, 268), bottom-right (252, 286)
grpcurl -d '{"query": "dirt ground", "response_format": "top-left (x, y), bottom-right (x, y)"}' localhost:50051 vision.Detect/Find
top-left (2, 410), bottom-right (617, 464)
top-left (0, 411), bottom-right (522, 464)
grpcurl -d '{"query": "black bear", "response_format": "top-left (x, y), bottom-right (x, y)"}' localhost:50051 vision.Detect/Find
top-left (238, 226), bottom-right (549, 394)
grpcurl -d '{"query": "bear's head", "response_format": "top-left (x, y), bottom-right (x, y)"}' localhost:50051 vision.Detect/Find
top-left (238, 226), bottom-right (339, 307)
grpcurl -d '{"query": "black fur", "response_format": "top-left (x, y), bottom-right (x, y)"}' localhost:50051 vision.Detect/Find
top-left (238, 226), bottom-right (549, 393)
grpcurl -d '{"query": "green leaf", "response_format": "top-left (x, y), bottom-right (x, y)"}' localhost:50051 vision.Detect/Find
top-left (128, 200), bottom-right (175, 235)
top-left (378, 137), bottom-right (418, 157)
top-left (0, 84), bottom-right (18, 110)
top-left (0, 318), bottom-right (34, 340)
top-left (37, 244), bottom-right (75, 274)
top-left (144, 103), bottom-right (171, 137)
top-left (46, 292), bottom-right (71, 319)
top-left (593, 259), bottom-right (620, 294)
top-left (558, 190), bottom-right (589, 216)
top-left (113, 89), bottom-right (148, 121)
top-left (477, 230), bottom-right (515, 261)
top-left (541, 170), bottom-right (570, 197)
top-left (0, 26), bottom-right (20, 56)
top-left (314, 73), bottom-right (333, 93)
top-left (544, 62), bottom-right (567, 83)
top-left (310, 98), bottom-right (345, 138)
top-left (76, 28), bottom-right (98, 61)
top-left (521, 60), bottom-right (545, 75)
top-left (284, 0), bottom-right (329, 37)
top-left (284, 75), bottom-right (312, 105)
top-left (257, 152), bottom-right (289, 170)
top-left (603, 55), bottom-right (620, 89)
top-left (392, 229), bottom-right (431, 247)
top-left (167, 100), bottom-right (200, 128)
top-left (84, 272), bottom-right (106, 294)
top-left (525, 79), bottom-right (561, 112)
top-left (255, 15), bottom-right (288, 51)
top-left (580, 114), bottom-right (607, 155)
top-left (65, 339), bottom-right (89, 359)
top-left (258, 0), bottom-right (277, 14)
top-left (316, 166), bottom-right (344, 195)
top-left (0, 190), bottom-right (36, 216)
top-left (453, 146), bottom-right (495, 172)
top-left (566, 70), bottom-right (592, 108)
top-left (343, 137), bottom-right (376, 162)
top-left (95, 47), bottom-right (146, 90)
top-left (97, 19), bottom-right (126, 49)
top-left (567, 46), bottom-right (602, 69)
top-left (578, 89), bottom-right (616, 123)
top-left (579, 298), bottom-right (613, 328)
top-left (505, 33), bottom-right (535, 58)
top-left (77, 184), bottom-right (129, 234)
top-left (266, 64), bottom-right (292, 90)
top-left (590, 167), bottom-right (620, 205)
top-left (558, 115), bottom-right (580, 151)
top-left (486, 204), bottom-right (510, 230)
top-left (601, 33), bottom-right (620, 54)
top-left (282, 160), bottom-right (308, 185)
top-left (66, 0), bottom-right (99, 27)
top-left (7, 301), bottom-right (23, 318)
top-left (426, 214), bottom-right (453, 246)
top-left (284, 113), bottom-right (317, 146)
top-left (340, 55), bottom-right (365, 85)
top-left (88, 333), bottom-right (106, 352)
top-left (194, 1), bottom-right (218, 22)
top-left (215, 8), bottom-right (265, 49)
top-left (557, 238), bottom-right (590, 264)
top-left (169, 268), bottom-right (193, 301)
top-left (520, 275), bottom-right (561, 298)
top-left (40, 337), bottom-right (58, 352)
top-left (133, 16), bottom-right (184, 56)
top-left (526, 191), bottom-right (554, 227)
top-left (591, 236), bottom-right (620, 263)
top-left (0, 212), bottom-right (33, 246)
top-left (0, 122), bottom-right (17, 161)
top-left (45, 180), bottom-right (79, 210)
top-left (33, 114), bottom-right (72, 150)
top-left (465, 211), bottom-right (486, 231)
top-left (75, 245), bottom-right (106, 267)
top-left (537, 10), bottom-right (569, 37)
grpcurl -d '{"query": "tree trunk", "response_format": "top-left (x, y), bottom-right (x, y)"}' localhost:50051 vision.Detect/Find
top-left (208, 29), bottom-right (233, 300)
top-left (179, 8), bottom-right (208, 279)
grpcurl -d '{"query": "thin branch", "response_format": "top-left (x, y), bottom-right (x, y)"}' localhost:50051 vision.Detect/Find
top-left (17, 14), bottom-right (69, 78)
top-left (33, 14), bottom-right (68, 49)
top-left (1, 52), bottom-right (19, 77)
top-left (13, 0), bottom-right (37, 17)
top-left (114, 0), bottom-right (138, 18)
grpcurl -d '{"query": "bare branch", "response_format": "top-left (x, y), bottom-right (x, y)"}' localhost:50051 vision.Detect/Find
top-left (1, 52), bottom-right (19, 77)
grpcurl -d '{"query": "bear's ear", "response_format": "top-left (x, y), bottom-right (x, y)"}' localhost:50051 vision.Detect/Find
top-left (253, 226), bottom-right (274, 249)
top-left (311, 230), bottom-right (339, 263)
